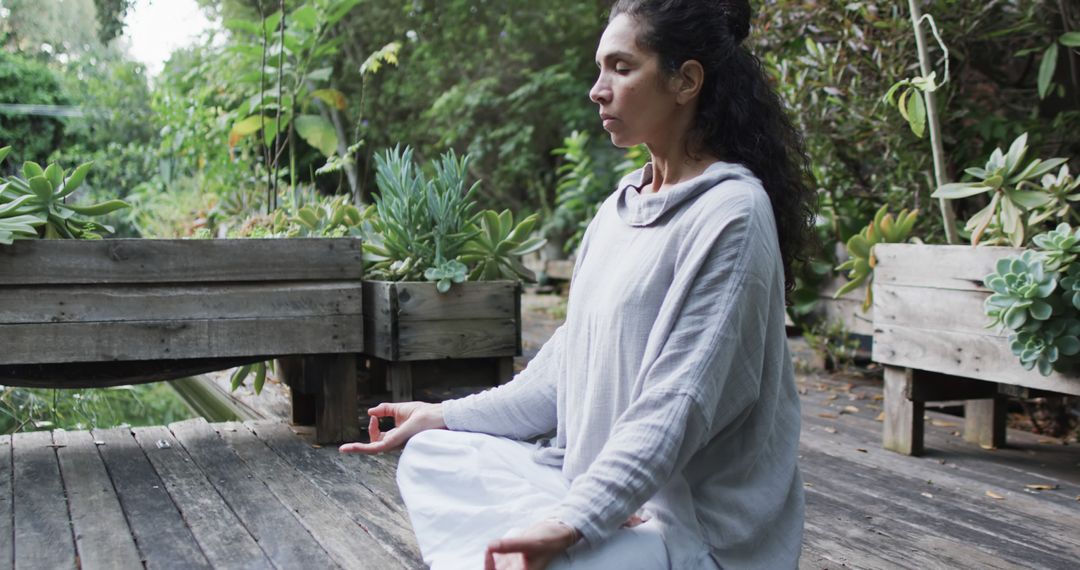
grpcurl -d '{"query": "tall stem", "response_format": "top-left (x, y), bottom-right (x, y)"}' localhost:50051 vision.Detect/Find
top-left (908, 0), bottom-right (959, 244)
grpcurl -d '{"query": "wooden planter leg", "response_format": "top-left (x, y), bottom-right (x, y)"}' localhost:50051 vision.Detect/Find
top-left (964, 396), bottom-right (1006, 449)
top-left (304, 354), bottom-right (360, 444)
top-left (496, 357), bottom-right (514, 385)
top-left (279, 356), bottom-right (316, 426)
top-left (882, 366), bottom-right (924, 456)
top-left (388, 361), bottom-right (414, 402)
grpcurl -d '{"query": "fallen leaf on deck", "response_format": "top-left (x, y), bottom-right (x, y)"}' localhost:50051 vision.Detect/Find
top-left (824, 427), bottom-right (837, 434)
top-left (980, 444), bottom-right (998, 451)
top-left (986, 490), bottom-right (1005, 500)
top-left (931, 420), bottom-right (959, 428)
top-left (1024, 484), bottom-right (1059, 491)
top-left (875, 412), bottom-right (885, 422)
top-left (856, 448), bottom-right (867, 453)
top-left (952, 431), bottom-right (961, 437)
top-left (824, 394), bottom-right (838, 401)
top-left (818, 413), bottom-right (838, 419)
top-left (1038, 439), bottom-right (1057, 444)
top-left (921, 492), bottom-right (934, 499)
top-left (311, 444), bottom-right (323, 448)
top-left (873, 394), bottom-right (884, 401)
top-left (842, 405), bottom-right (860, 414)
top-left (804, 482), bottom-right (814, 488)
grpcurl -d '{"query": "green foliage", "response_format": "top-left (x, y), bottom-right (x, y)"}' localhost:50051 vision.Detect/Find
top-left (834, 206), bottom-right (919, 311)
top-left (984, 226), bottom-right (1080, 376)
top-left (459, 210), bottom-right (546, 282)
top-left (0, 146), bottom-right (129, 242)
top-left (0, 383), bottom-right (194, 433)
top-left (931, 133), bottom-right (1068, 247)
top-left (92, 0), bottom-right (135, 43)
top-left (0, 51), bottom-right (70, 169)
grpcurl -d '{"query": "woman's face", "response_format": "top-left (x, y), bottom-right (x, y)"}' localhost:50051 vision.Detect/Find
top-left (589, 14), bottom-right (680, 149)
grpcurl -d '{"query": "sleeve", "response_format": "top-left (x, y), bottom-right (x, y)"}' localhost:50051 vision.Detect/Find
top-left (441, 323), bottom-right (565, 439)
top-left (552, 211), bottom-right (772, 546)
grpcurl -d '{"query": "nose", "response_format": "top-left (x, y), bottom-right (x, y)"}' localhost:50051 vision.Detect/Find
top-left (589, 74), bottom-right (611, 105)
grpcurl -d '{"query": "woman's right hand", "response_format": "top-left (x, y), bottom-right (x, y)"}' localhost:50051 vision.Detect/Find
top-left (338, 402), bottom-right (446, 454)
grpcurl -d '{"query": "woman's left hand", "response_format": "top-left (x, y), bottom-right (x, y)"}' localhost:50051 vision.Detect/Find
top-left (484, 520), bottom-right (581, 570)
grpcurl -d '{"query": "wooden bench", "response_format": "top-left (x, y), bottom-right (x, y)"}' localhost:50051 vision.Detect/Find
top-left (0, 238), bottom-right (364, 443)
top-left (871, 244), bottom-right (1080, 455)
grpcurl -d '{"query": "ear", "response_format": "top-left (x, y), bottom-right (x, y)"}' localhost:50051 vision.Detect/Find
top-left (672, 59), bottom-right (705, 105)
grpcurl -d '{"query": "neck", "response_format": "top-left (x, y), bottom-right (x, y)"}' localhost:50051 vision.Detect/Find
top-left (642, 109), bottom-right (719, 194)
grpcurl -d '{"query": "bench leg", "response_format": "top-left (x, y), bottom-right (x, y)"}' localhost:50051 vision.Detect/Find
top-left (882, 366), bottom-right (924, 456)
top-left (496, 357), bottom-right (514, 385)
top-left (964, 396), bottom-right (1006, 449)
top-left (279, 356), bottom-right (316, 426)
top-left (388, 361), bottom-right (413, 402)
top-left (303, 354), bottom-right (360, 444)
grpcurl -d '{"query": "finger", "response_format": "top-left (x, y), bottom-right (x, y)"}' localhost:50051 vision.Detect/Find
top-left (367, 402), bottom-right (395, 418)
top-left (368, 414), bottom-right (381, 442)
top-left (487, 537), bottom-right (542, 555)
top-left (484, 547), bottom-right (496, 570)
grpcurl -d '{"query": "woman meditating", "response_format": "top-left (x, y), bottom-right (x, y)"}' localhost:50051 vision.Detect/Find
top-left (341, 0), bottom-right (815, 568)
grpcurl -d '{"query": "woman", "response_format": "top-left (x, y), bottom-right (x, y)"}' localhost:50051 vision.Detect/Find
top-left (341, 1), bottom-right (815, 568)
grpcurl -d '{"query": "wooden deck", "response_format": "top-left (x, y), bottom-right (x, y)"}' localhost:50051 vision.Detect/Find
top-left (1, 419), bottom-right (421, 569)
top-left (2, 292), bottom-right (1078, 569)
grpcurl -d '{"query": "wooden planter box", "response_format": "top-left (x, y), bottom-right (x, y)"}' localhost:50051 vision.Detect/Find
top-left (872, 243), bottom-right (1080, 455)
top-left (361, 280), bottom-right (522, 401)
top-left (0, 238), bottom-right (365, 442)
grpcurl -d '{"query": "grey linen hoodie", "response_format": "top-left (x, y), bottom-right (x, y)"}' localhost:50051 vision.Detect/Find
top-left (442, 161), bottom-right (804, 569)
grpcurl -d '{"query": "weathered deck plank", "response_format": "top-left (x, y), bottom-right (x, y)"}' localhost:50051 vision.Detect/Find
top-left (53, 430), bottom-right (143, 569)
top-left (167, 419), bottom-right (338, 569)
top-left (0, 435), bottom-right (12, 570)
top-left (213, 421), bottom-right (403, 569)
top-left (11, 431), bottom-right (76, 570)
top-left (131, 426), bottom-right (272, 570)
top-left (245, 421), bottom-right (423, 567)
top-left (92, 426), bottom-right (210, 569)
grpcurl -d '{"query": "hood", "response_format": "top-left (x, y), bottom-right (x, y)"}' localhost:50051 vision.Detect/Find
top-left (615, 161), bottom-right (758, 227)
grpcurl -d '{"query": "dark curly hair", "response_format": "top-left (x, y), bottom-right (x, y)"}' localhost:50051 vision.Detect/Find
top-left (611, 0), bottom-right (817, 298)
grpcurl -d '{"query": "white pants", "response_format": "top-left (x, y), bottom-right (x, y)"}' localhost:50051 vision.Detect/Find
top-left (397, 429), bottom-right (671, 570)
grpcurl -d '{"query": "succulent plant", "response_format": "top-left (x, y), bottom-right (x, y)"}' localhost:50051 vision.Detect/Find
top-left (1058, 263), bottom-right (1080, 311)
top-left (1031, 223), bottom-right (1080, 271)
top-left (1009, 319), bottom-right (1080, 376)
top-left (459, 210), bottom-right (546, 282)
top-left (932, 133), bottom-right (1067, 246)
top-left (983, 250), bottom-right (1057, 330)
top-left (1029, 165), bottom-right (1080, 226)
top-left (835, 205), bottom-right (919, 310)
top-left (0, 146), bottom-right (129, 242)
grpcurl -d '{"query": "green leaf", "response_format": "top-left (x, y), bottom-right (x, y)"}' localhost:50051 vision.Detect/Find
top-left (23, 161), bottom-right (44, 181)
top-left (906, 90), bottom-right (926, 138)
top-left (59, 162), bottom-right (93, 197)
top-left (311, 88), bottom-right (347, 110)
top-left (43, 163), bottom-right (63, 191)
top-left (28, 176), bottom-right (52, 202)
top-left (1039, 43), bottom-right (1058, 99)
top-left (1004, 133), bottom-right (1028, 175)
top-left (294, 114), bottom-right (339, 157)
top-left (229, 115), bottom-right (267, 147)
top-left (932, 183), bottom-right (992, 199)
top-left (1060, 32), bottom-right (1080, 47)
top-left (0, 146), bottom-right (10, 164)
top-left (64, 199), bottom-right (130, 216)
top-left (307, 67), bottom-right (333, 82)
top-left (289, 4), bottom-right (318, 29)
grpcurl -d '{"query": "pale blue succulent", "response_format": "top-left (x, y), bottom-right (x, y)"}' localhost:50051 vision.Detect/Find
top-left (984, 250), bottom-right (1057, 330)
top-left (1009, 318), bottom-right (1080, 376)
top-left (1031, 223), bottom-right (1080, 271)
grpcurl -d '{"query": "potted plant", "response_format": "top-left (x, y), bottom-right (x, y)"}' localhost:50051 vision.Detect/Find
top-left (864, 134), bottom-right (1080, 454)
top-left (358, 146), bottom-right (544, 401)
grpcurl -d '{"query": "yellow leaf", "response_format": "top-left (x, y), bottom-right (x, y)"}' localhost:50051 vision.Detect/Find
top-left (986, 490), bottom-right (1005, 500)
top-left (931, 419), bottom-right (959, 428)
top-left (824, 427), bottom-right (837, 434)
top-left (875, 412), bottom-right (885, 422)
top-left (842, 405), bottom-right (860, 414)
top-left (817, 413), bottom-right (837, 419)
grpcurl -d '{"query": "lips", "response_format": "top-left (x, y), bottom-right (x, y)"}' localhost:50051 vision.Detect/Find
top-left (600, 113), bottom-right (617, 121)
